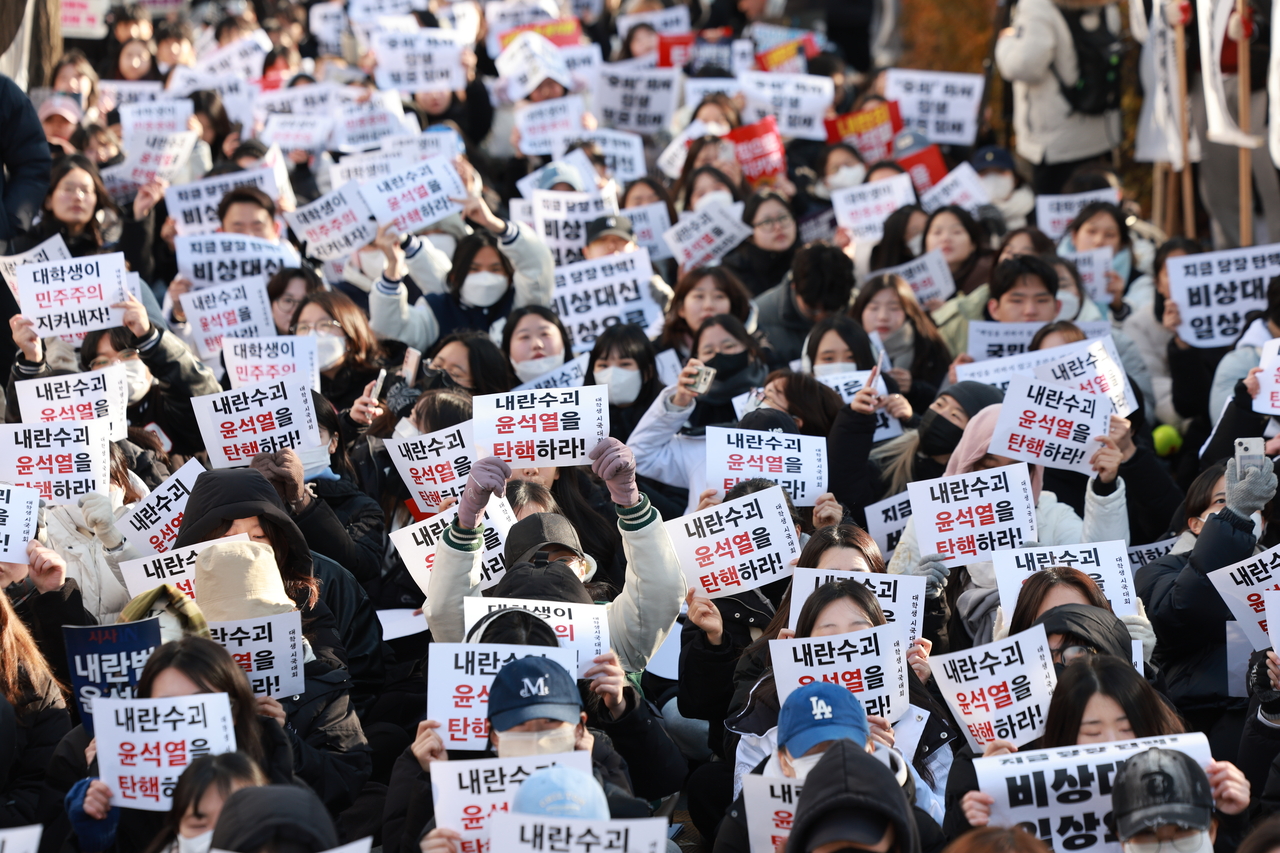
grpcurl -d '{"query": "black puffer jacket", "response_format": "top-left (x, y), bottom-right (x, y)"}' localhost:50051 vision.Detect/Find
top-left (295, 475), bottom-right (388, 585)
top-left (280, 657), bottom-right (373, 813)
top-left (0, 672), bottom-right (70, 828)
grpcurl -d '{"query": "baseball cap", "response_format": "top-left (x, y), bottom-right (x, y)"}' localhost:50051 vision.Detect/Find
top-left (735, 407), bottom-right (799, 434)
top-left (805, 811), bottom-right (891, 852)
top-left (970, 145), bottom-right (1016, 174)
top-left (536, 162), bottom-right (585, 192)
top-left (488, 655), bottom-right (583, 732)
top-left (39, 94), bottom-right (84, 125)
top-left (503, 512), bottom-right (585, 567)
top-left (777, 682), bottom-right (871, 759)
top-left (585, 215), bottom-right (634, 245)
top-left (1111, 748), bottom-right (1213, 840)
top-left (512, 766), bottom-right (609, 819)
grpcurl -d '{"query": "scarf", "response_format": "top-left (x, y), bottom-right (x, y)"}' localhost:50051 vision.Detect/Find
top-left (882, 322), bottom-right (916, 370)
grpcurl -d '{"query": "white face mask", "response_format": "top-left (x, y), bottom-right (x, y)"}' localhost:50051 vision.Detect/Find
top-left (1056, 290), bottom-right (1081, 321)
top-left (123, 358), bottom-right (152, 404)
top-left (496, 725), bottom-right (577, 758)
top-left (393, 417), bottom-right (420, 439)
top-left (788, 752), bottom-right (824, 782)
top-left (813, 361), bottom-right (857, 377)
top-left (906, 232), bottom-right (924, 256)
top-left (294, 441), bottom-right (332, 480)
top-left (177, 830), bottom-right (213, 853)
top-left (357, 248), bottom-right (385, 277)
top-left (826, 164), bottom-right (867, 190)
top-left (315, 335), bottom-right (347, 370)
top-left (694, 189), bottom-right (734, 212)
top-left (980, 173), bottom-right (1016, 202)
top-left (513, 350), bottom-right (566, 383)
top-left (1193, 509), bottom-right (1260, 542)
top-left (460, 271), bottom-right (510, 308)
top-left (595, 366), bottom-right (643, 405)
top-left (1124, 830), bottom-right (1214, 853)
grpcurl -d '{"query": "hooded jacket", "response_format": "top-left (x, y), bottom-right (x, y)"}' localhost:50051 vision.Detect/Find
top-left (173, 469), bottom-right (388, 716)
top-left (296, 475), bottom-right (388, 586)
top-left (209, 785), bottom-right (338, 853)
top-left (1033, 603), bottom-right (1134, 658)
top-left (0, 671), bottom-right (70, 828)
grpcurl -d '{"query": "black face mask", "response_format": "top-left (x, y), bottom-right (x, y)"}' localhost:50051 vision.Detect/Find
top-left (704, 349), bottom-right (750, 379)
top-left (918, 409), bottom-right (966, 457)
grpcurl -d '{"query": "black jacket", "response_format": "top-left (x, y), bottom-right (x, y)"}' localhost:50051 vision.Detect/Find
top-left (0, 673), bottom-right (70, 828)
top-left (722, 241), bottom-right (796, 298)
top-left (8, 579), bottom-right (96, 707)
top-left (581, 684), bottom-right (687, 801)
top-left (296, 476), bottom-right (388, 585)
top-left (280, 657), bottom-right (373, 813)
top-left (0, 74), bottom-right (51, 251)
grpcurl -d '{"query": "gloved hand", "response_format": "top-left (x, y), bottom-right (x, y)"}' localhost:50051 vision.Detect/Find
top-left (1249, 650), bottom-right (1280, 716)
top-left (589, 438), bottom-right (639, 507)
top-left (458, 456), bottom-right (511, 528)
top-left (1225, 457), bottom-right (1277, 517)
top-left (251, 450), bottom-right (308, 510)
top-left (910, 553), bottom-right (951, 598)
top-left (78, 492), bottom-right (123, 550)
top-left (1120, 611), bottom-right (1157, 665)
top-left (66, 777), bottom-right (120, 853)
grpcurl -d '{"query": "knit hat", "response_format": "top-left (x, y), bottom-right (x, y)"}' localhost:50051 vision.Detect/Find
top-left (194, 541), bottom-right (295, 623)
top-left (940, 381), bottom-right (1005, 419)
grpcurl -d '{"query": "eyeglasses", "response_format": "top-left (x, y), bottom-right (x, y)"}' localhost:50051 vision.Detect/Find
top-left (754, 213), bottom-right (794, 230)
top-left (57, 185), bottom-right (95, 200)
top-left (275, 295), bottom-right (303, 311)
top-left (430, 359), bottom-right (469, 382)
top-left (1124, 832), bottom-right (1209, 853)
top-left (292, 319), bottom-right (345, 337)
top-left (89, 348), bottom-right (140, 370)
top-left (1050, 645), bottom-right (1098, 666)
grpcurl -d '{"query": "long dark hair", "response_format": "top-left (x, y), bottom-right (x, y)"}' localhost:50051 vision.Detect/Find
top-left (144, 752), bottom-right (268, 853)
top-left (657, 266), bottom-right (753, 355)
top-left (924, 205), bottom-right (989, 282)
top-left (313, 392), bottom-right (353, 479)
top-left (691, 313), bottom-right (763, 362)
top-left (1067, 201), bottom-right (1131, 250)
top-left (677, 163), bottom-right (741, 211)
top-left (429, 330), bottom-right (515, 394)
top-left (621, 177), bottom-right (678, 225)
top-left (804, 315), bottom-right (877, 370)
top-left (266, 266), bottom-right (323, 302)
top-left (869, 204), bottom-right (924, 270)
top-left (762, 370), bottom-right (842, 438)
top-left (43, 155), bottom-right (120, 246)
top-left (587, 324), bottom-right (662, 411)
top-left (500, 306), bottom-right (571, 365)
top-left (848, 273), bottom-right (951, 380)
top-left (1183, 461), bottom-right (1228, 533)
top-left (447, 230), bottom-right (516, 297)
top-left (1041, 655), bottom-right (1183, 748)
top-left (544, 468), bottom-right (624, 589)
top-left (1005, 567), bottom-right (1112, 635)
top-left (291, 290), bottom-right (386, 373)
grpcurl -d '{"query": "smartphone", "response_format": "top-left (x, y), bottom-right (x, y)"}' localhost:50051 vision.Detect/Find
top-left (1236, 437), bottom-right (1267, 476)
top-left (402, 348), bottom-right (422, 388)
top-left (370, 368), bottom-right (388, 401)
top-left (865, 363), bottom-right (881, 394)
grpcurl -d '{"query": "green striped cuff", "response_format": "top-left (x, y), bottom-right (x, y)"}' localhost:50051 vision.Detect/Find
top-left (445, 519), bottom-right (485, 551)
top-left (616, 494), bottom-right (656, 532)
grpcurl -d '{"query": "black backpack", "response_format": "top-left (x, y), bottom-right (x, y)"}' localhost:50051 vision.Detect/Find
top-left (1053, 6), bottom-right (1123, 115)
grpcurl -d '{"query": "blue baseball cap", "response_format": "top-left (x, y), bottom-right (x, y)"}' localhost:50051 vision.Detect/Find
top-left (512, 766), bottom-right (609, 819)
top-left (488, 656), bottom-right (582, 732)
top-left (777, 683), bottom-right (870, 759)
top-left (970, 145), bottom-right (1016, 174)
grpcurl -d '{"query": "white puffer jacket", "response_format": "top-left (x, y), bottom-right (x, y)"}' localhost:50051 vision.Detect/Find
top-left (42, 504), bottom-right (144, 625)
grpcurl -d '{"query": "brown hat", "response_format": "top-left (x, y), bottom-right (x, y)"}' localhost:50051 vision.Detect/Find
top-left (194, 541), bottom-right (295, 623)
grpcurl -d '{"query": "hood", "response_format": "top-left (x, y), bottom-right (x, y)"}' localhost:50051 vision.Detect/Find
top-left (945, 404), bottom-right (1044, 502)
top-left (487, 561), bottom-right (593, 604)
top-left (786, 739), bottom-right (920, 853)
top-left (1034, 603), bottom-right (1133, 659)
top-left (209, 785), bottom-right (338, 853)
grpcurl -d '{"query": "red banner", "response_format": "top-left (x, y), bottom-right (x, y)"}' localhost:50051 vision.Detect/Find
top-left (499, 18), bottom-right (583, 49)
top-left (755, 35), bottom-right (819, 72)
top-left (657, 28), bottom-right (734, 69)
top-left (895, 144), bottom-right (949, 194)
top-left (824, 100), bottom-right (904, 163)
top-left (727, 116), bottom-right (787, 187)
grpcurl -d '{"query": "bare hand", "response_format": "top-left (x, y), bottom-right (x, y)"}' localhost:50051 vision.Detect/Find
top-left (812, 492), bottom-right (843, 529)
top-left (421, 827), bottom-right (462, 853)
top-left (694, 487), bottom-right (721, 512)
top-left (168, 276), bottom-right (193, 323)
top-left (882, 392), bottom-right (912, 421)
top-left (351, 379), bottom-right (384, 425)
top-left (1246, 366), bottom-right (1264, 400)
top-left (1105, 270), bottom-right (1125, 310)
top-left (866, 714), bottom-right (895, 748)
top-left (83, 779), bottom-right (113, 820)
top-left (1163, 299), bottom-right (1187, 348)
top-left (982, 738), bottom-right (1017, 757)
top-left (1090, 434), bottom-right (1123, 484)
top-left (849, 384), bottom-right (878, 415)
top-left (1208, 760), bottom-right (1250, 815)
top-left (671, 358), bottom-right (706, 408)
top-left (961, 790), bottom-right (994, 826)
top-left (1109, 414), bottom-right (1136, 462)
top-left (582, 651), bottom-right (628, 719)
top-left (256, 695), bottom-right (287, 727)
top-left (886, 367), bottom-right (913, 394)
top-left (10, 315), bottom-right (42, 363)
top-left (112, 291), bottom-right (151, 338)
top-left (907, 637), bottom-right (932, 683)
top-left (686, 587), bottom-right (724, 646)
top-left (948, 353), bottom-right (974, 385)
top-left (448, 189), bottom-right (505, 234)
top-left (411, 719), bottom-right (448, 771)
top-left (26, 540), bottom-right (67, 593)
top-left (132, 179), bottom-right (168, 220)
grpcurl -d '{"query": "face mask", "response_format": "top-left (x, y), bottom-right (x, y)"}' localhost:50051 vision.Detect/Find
top-left (177, 830), bottom-right (213, 853)
top-left (123, 358), bottom-right (152, 404)
top-left (426, 232), bottom-right (458, 258)
top-left (826, 164), bottom-right (866, 190)
top-left (357, 248), bottom-right (385, 277)
top-left (294, 442), bottom-right (332, 480)
top-left (704, 349), bottom-right (750, 379)
top-left (1124, 830), bottom-right (1214, 853)
top-left (393, 418), bottom-right (420, 439)
top-left (695, 190), bottom-right (734, 212)
top-left (595, 366), bottom-right (644, 406)
top-left (918, 408), bottom-right (967, 457)
top-left (1057, 290), bottom-right (1081, 321)
top-left (496, 725), bottom-right (577, 758)
top-left (788, 752), bottom-right (824, 782)
top-left (980, 173), bottom-right (1015, 202)
top-left (513, 350), bottom-right (566, 384)
top-left (813, 361), bottom-right (857, 378)
top-left (460, 271), bottom-right (510, 308)
top-left (906, 232), bottom-right (924, 256)
top-left (315, 335), bottom-right (348, 371)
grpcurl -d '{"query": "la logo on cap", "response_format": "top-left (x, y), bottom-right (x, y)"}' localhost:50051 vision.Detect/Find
top-left (810, 696), bottom-right (833, 720)
top-left (520, 676), bottom-right (550, 698)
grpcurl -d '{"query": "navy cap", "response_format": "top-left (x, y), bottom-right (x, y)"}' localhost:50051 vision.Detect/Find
top-left (488, 655), bottom-right (582, 732)
top-left (586, 215), bottom-right (634, 245)
top-left (777, 682), bottom-right (870, 759)
top-left (970, 145), bottom-right (1016, 174)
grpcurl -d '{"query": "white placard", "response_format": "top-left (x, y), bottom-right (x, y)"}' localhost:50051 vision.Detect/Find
top-left (164, 169), bottom-right (280, 237)
top-left (494, 28), bottom-right (571, 100)
top-left (472, 386), bottom-right (608, 467)
top-left (386, 421), bottom-right (474, 512)
top-left (884, 69), bottom-right (984, 146)
top-left (869, 250), bottom-right (956, 304)
top-left (1208, 543), bottom-right (1280, 650)
top-left (0, 420), bottom-right (111, 503)
top-left (309, 1), bottom-right (346, 54)
top-left (932, 623), bottom-right (1056, 750)
top-left (373, 29), bottom-right (463, 92)
top-left (657, 118), bottom-right (716, 179)
top-left (95, 693), bottom-right (236, 811)
top-left (99, 80), bottom-right (162, 110)
top-left (512, 352), bottom-right (591, 391)
top-left (615, 5), bottom-right (691, 36)
top-left (815, 370), bottom-right (905, 443)
top-left (388, 495), bottom-right (519, 596)
top-left (383, 130), bottom-right (465, 164)
top-left (328, 149), bottom-right (412, 188)
top-left (178, 279), bottom-right (276, 360)
top-left (1033, 336), bottom-right (1136, 417)
top-left (191, 380), bottom-right (321, 469)
top-left (348, 0), bottom-right (414, 21)
top-left (957, 335), bottom-right (1103, 392)
top-left (361, 156), bottom-right (467, 233)
top-left (743, 777), bottom-right (801, 853)
top-left (426, 642), bottom-right (578, 749)
top-left (223, 336), bottom-right (320, 392)
top-left (516, 95), bottom-right (585, 156)
top-left (992, 540), bottom-right (1138, 622)
top-left (787, 568), bottom-right (926, 644)
top-left (61, 0), bottom-right (108, 38)
top-left (174, 234), bottom-right (296, 291)
top-left (121, 458), bottom-right (207, 556)
top-left (1127, 537), bottom-right (1178, 574)
top-left (116, 130), bottom-right (200, 193)
top-left (1255, 349), bottom-right (1280, 415)
top-left (831, 172), bottom-right (917, 242)
top-left (118, 100), bottom-right (194, 137)
top-left (704, 426), bottom-right (827, 506)
top-left (770, 622), bottom-right (910, 720)
top-left (489, 814), bottom-right (668, 853)
top-left (377, 608), bottom-right (428, 639)
top-left (988, 375), bottom-right (1111, 476)
top-left (17, 253), bottom-right (131, 338)
top-left (199, 36), bottom-right (268, 80)
top-left (168, 71), bottom-right (254, 128)
top-left (118, 534), bottom-right (250, 600)
top-left (1062, 246), bottom-right (1115, 304)
top-left (15, 363), bottom-right (128, 441)
top-left (462, 596), bottom-right (611, 676)
top-left (865, 492), bottom-right (913, 561)
top-left (906, 462), bottom-right (1038, 568)
top-left (207, 611), bottom-right (305, 697)
top-left (550, 248), bottom-right (663, 353)
top-left (665, 485), bottom-right (800, 598)
top-left (738, 72), bottom-right (835, 141)
top-left (0, 826), bottom-right (41, 853)
top-left (515, 149), bottom-right (597, 201)
top-left (0, 234), bottom-right (71, 295)
top-left (555, 129), bottom-right (647, 182)
top-left (533, 186), bottom-right (621, 267)
top-left (284, 182), bottom-right (378, 262)
top-left (661, 204), bottom-right (753, 270)
top-left (684, 77), bottom-right (744, 108)
top-left (330, 94), bottom-right (413, 152)
top-left (1034, 188), bottom-right (1123, 240)
top-left (259, 114), bottom-right (337, 153)
top-left (596, 66), bottom-right (681, 133)
top-left (1167, 244), bottom-right (1280, 348)
top-left (252, 84), bottom-right (337, 127)
top-left (919, 162), bottom-right (991, 214)
top-left (966, 321), bottom-right (1049, 362)
top-left (623, 202), bottom-right (674, 261)
top-left (0, 485), bottom-right (40, 562)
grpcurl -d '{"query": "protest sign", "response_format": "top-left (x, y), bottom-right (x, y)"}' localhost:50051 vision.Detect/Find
top-left (372, 29), bottom-right (463, 92)
top-left (118, 100), bottom-right (194, 136)
top-left (329, 148), bottom-right (412, 187)
top-left (554, 129), bottom-right (647, 182)
top-left (726, 117), bottom-right (788, 187)
top-left (825, 100), bottom-right (904, 162)
top-left (515, 150), bottom-right (596, 201)
top-left (495, 30), bottom-right (571, 101)
top-left (884, 69), bottom-right (984, 145)
top-left (770, 622), bottom-right (910, 719)
top-left (223, 336), bottom-right (320, 392)
top-left (489, 814), bottom-right (668, 853)
top-left (191, 380), bottom-right (321, 469)
top-left (1167, 243), bottom-right (1280, 348)
top-left (665, 485), bottom-right (800, 598)
top-left (178, 279), bottom-right (275, 360)
top-left (920, 162), bottom-right (991, 214)
top-left (17, 253), bottom-right (131, 338)
top-left (957, 336), bottom-right (1104, 392)
top-left (992, 540), bottom-right (1138, 622)
top-left (976, 733), bottom-right (1213, 853)
top-left (532, 189), bottom-right (621, 267)
top-left (865, 492), bottom-right (913, 561)
top-left (704, 426), bottom-right (827, 506)
top-left (1257, 343), bottom-right (1280, 415)
top-left (623, 202), bottom-right (674, 261)
top-left (426, 643), bottom-right (578, 748)
top-left (657, 28), bottom-right (736, 71)
top-left (1034, 336), bottom-right (1137, 417)
top-left (432, 752), bottom-right (593, 850)
top-left (596, 66), bottom-right (681, 133)
top-left (512, 352), bottom-right (590, 391)
top-left (361, 156), bottom-right (467, 233)
top-left (743, 776), bottom-right (803, 853)
top-left (199, 36), bottom-right (268, 80)
top-left (463, 597), bottom-right (611, 676)
top-left (64, 618), bottom-right (161, 735)
top-left (309, 2), bottom-right (346, 54)
top-left (907, 462), bottom-right (1038, 567)
top-left (95, 693), bottom-right (236, 811)
top-left (0, 485), bottom-right (39, 562)
top-left (515, 95), bottom-right (585, 156)
top-left (62, 0), bottom-right (108, 37)
top-left (0, 825), bottom-right (41, 853)
top-left (560, 42), bottom-right (603, 93)
top-left (831, 172), bottom-right (917, 241)
top-left (755, 36), bottom-right (816, 72)
top-left (1035, 188), bottom-right (1124, 240)
top-left (787, 569), bottom-right (927, 644)
top-left (549, 249), bottom-right (663, 352)
top-left (967, 321), bottom-right (1050, 361)
top-left (99, 80), bottom-right (162, 110)
top-left (498, 17), bottom-right (583, 49)
top-left (118, 535), bottom-right (250, 600)
top-left (1062, 247), bottom-right (1115, 304)
top-left (164, 169), bottom-right (279, 236)
top-left (384, 128), bottom-right (466, 164)
top-left (385, 420), bottom-right (475, 512)
top-left (616, 5), bottom-right (691, 36)
top-left (815, 370), bottom-right (905, 442)
top-left (471, 386), bottom-right (608, 467)
top-left (737, 72), bottom-right (834, 141)
top-left (330, 90), bottom-right (413, 151)
top-left (933, 624), bottom-right (1056, 750)
top-left (15, 363), bottom-right (128, 441)
top-left (121, 458), bottom-right (205, 556)
top-left (166, 71), bottom-right (253, 127)
top-left (870, 250), bottom-right (956, 304)
top-left (987, 375), bottom-right (1111, 476)
top-left (388, 495), bottom-right (519, 596)
top-left (348, 0), bottom-right (414, 21)
top-left (1208, 543), bottom-right (1280, 650)
top-left (115, 130), bottom-right (199, 192)
top-left (661, 203), bottom-right (753, 269)
top-left (684, 76), bottom-right (744, 106)
top-left (259, 114), bottom-right (336, 153)
top-left (657, 119), bottom-right (719, 179)
top-left (174, 234), bottom-right (296, 291)
top-left (1128, 537), bottom-right (1179, 574)
top-left (284, 182), bottom-right (378, 263)
top-left (0, 420), bottom-right (111, 502)
top-left (208, 611), bottom-right (304, 697)
top-left (0, 234), bottom-right (71, 295)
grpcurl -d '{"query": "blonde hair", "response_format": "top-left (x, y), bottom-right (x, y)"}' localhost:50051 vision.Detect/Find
top-left (869, 430), bottom-right (923, 497)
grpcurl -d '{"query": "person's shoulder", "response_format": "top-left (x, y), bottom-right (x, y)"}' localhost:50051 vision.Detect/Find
top-left (755, 281), bottom-right (788, 309)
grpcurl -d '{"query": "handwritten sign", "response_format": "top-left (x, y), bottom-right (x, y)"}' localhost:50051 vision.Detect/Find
top-left (665, 486), bottom-right (799, 598)
top-left (906, 462), bottom-right (1038, 568)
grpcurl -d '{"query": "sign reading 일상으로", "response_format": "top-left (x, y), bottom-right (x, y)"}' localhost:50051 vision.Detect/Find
top-left (207, 610), bottom-right (305, 697)
top-left (462, 596), bottom-right (611, 676)
top-left (471, 386), bottom-right (609, 468)
top-left (0, 420), bottom-right (112, 503)
top-left (991, 540), bottom-right (1138, 623)
top-left (120, 457), bottom-right (206, 556)
top-left (787, 569), bottom-right (926, 643)
top-left (385, 420), bottom-right (475, 513)
top-left (986, 375), bottom-right (1111, 477)
top-left (906, 462), bottom-right (1038, 568)
top-left (64, 618), bottom-right (162, 735)
top-left (388, 495), bottom-right (519, 596)
top-left (703, 426), bottom-right (828, 506)
top-left (549, 248), bottom-right (664, 353)
top-left (770, 622), bottom-right (911, 720)
top-left (191, 380), bottom-right (321, 469)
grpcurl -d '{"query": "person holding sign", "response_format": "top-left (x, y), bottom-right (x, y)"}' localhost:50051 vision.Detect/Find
top-left (923, 205), bottom-right (994, 298)
top-left (653, 267), bottom-right (758, 363)
top-left (288, 290), bottom-right (390, 413)
top-left (585, 324), bottom-right (665, 444)
top-left (721, 190), bottom-right (799, 299)
top-left (849, 274), bottom-right (954, 414)
top-left (1005, 566), bottom-right (1157, 665)
top-left (757, 243), bottom-right (858, 365)
top-left (2, 538), bottom-right (95, 690)
top-left (143, 753), bottom-right (268, 853)
top-left (1061, 201), bottom-right (1142, 319)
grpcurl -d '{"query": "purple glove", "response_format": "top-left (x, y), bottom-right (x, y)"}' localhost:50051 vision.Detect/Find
top-left (458, 456), bottom-right (511, 528)
top-left (589, 438), bottom-right (639, 507)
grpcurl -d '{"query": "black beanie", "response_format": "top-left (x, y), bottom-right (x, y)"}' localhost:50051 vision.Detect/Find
top-left (941, 381), bottom-right (1005, 418)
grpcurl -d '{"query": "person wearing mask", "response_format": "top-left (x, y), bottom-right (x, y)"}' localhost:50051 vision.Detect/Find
top-left (501, 305), bottom-right (573, 386)
top-left (144, 753), bottom-right (268, 853)
top-left (677, 164), bottom-right (743, 214)
top-left (803, 143), bottom-right (868, 206)
top-left (266, 267), bottom-right (323, 335)
top-left (579, 215), bottom-right (674, 308)
top-left (587, 324), bottom-right (666, 443)
top-left (417, 330), bottom-right (514, 394)
top-left (757, 243), bottom-right (858, 365)
top-left (1111, 749), bottom-right (1249, 853)
top-left (972, 146), bottom-right (1036, 231)
top-left (1123, 238), bottom-right (1199, 433)
top-left (923, 205), bottom-right (994, 297)
top-left (850, 273), bottom-right (953, 412)
top-left (289, 290), bottom-right (391, 414)
top-left (722, 190), bottom-right (799, 297)
top-left (653, 267), bottom-right (759, 363)
top-left (1060, 201), bottom-right (1144, 318)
